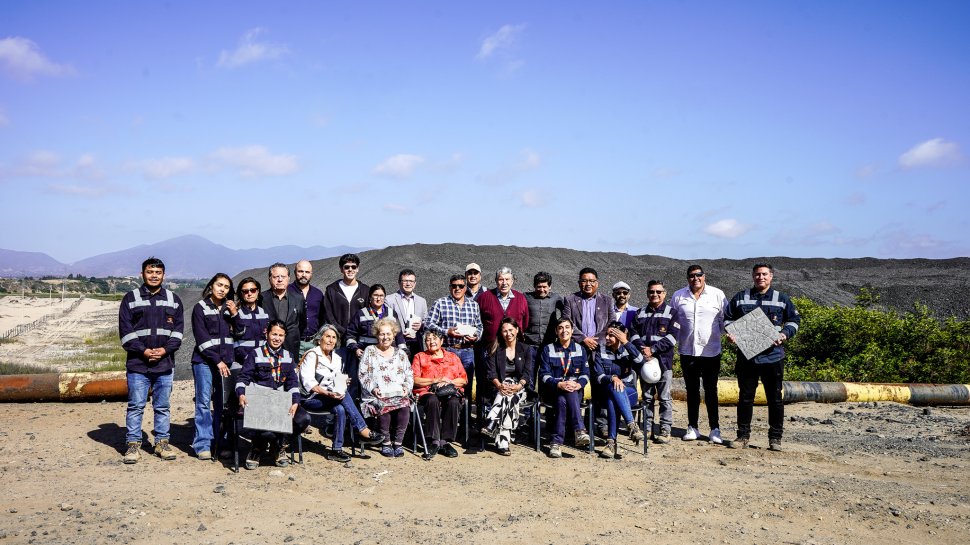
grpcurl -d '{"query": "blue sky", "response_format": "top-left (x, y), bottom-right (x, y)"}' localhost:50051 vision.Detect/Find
top-left (1, 1), bottom-right (967, 263)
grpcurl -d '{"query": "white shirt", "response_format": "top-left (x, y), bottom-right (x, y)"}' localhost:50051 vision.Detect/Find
top-left (300, 346), bottom-right (343, 396)
top-left (670, 285), bottom-right (727, 357)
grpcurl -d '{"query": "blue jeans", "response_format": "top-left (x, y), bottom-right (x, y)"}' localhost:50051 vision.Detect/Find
top-left (302, 395), bottom-right (367, 450)
top-left (126, 370), bottom-right (173, 443)
top-left (601, 383), bottom-right (637, 439)
top-left (191, 363), bottom-right (224, 455)
top-left (446, 347), bottom-right (475, 401)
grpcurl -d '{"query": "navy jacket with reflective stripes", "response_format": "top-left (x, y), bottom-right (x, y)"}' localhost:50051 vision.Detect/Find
top-left (725, 287), bottom-right (800, 364)
top-left (118, 285), bottom-right (184, 374)
top-left (630, 303), bottom-right (679, 372)
top-left (191, 298), bottom-right (235, 366)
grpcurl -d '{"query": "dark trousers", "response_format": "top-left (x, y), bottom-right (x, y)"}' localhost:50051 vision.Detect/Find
top-left (681, 354), bottom-right (721, 429)
top-left (545, 389), bottom-right (585, 445)
top-left (377, 407), bottom-right (411, 446)
top-left (736, 359), bottom-right (785, 440)
top-left (245, 406), bottom-right (310, 451)
top-left (447, 347), bottom-right (476, 403)
top-left (419, 393), bottom-right (462, 446)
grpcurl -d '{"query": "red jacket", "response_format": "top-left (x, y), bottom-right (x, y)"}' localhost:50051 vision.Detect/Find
top-left (477, 288), bottom-right (530, 346)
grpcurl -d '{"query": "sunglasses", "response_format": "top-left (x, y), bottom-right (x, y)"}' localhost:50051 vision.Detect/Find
top-left (240, 287), bottom-right (259, 295)
top-left (613, 290), bottom-right (629, 295)
top-left (450, 283), bottom-right (466, 289)
top-left (343, 264), bottom-right (358, 270)
top-left (688, 273), bottom-right (704, 278)
top-left (648, 289), bottom-right (665, 294)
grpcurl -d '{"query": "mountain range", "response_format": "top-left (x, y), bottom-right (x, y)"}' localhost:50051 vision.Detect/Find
top-left (0, 235), bottom-right (367, 278)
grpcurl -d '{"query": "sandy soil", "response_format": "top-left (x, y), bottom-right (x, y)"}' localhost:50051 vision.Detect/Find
top-left (0, 297), bottom-right (117, 372)
top-left (0, 382), bottom-right (968, 545)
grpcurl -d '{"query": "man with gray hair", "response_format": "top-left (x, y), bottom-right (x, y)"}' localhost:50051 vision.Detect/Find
top-left (475, 266), bottom-right (529, 402)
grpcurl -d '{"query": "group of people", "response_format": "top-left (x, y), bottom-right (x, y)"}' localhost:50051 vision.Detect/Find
top-left (120, 253), bottom-right (800, 467)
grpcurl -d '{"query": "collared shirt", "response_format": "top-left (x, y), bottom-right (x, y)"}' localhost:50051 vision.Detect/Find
top-left (270, 290), bottom-right (288, 324)
top-left (670, 284), bottom-right (728, 357)
top-left (611, 304), bottom-right (638, 329)
top-left (497, 289), bottom-right (514, 311)
top-left (424, 295), bottom-right (484, 348)
top-left (581, 296), bottom-right (597, 338)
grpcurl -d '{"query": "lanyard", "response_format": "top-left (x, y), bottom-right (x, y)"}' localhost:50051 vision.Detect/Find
top-left (262, 346), bottom-right (282, 385)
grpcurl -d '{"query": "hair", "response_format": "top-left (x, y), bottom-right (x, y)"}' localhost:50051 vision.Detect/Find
top-left (606, 320), bottom-right (628, 335)
top-left (236, 276), bottom-right (262, 306)
top-left (339, 253), bottom-right (360, 268)
top-left (555, 317), bottom-right (572, 328)
top-left (752, 262), bottom-right (773, 273)
top-left (201, 273), bottom-right (235, 304)
top-left (687, 264), bottom-right (704, 276)
top-left (398, 268), bottom-right (416, 281)
top-left (647, 279), bottom-right (664, 290)
top-left (311, 323), bottom-right (340, 346)
top-left (449, 274), bottom-right (465, 285)
top-left (266, 319), bottom-right (287, 336)
top-left (578, 267), bottom-right (598, 279)
top-left (490, 316), bottom-right (522, 355)
top-left (371, 316), bottom-right (401, 337)
top-left (268, 262), bottom-right (289, 277)
top-left (368, 283), bottom-right (386, 298)
top-left (494, 266), bottom-right (514, 282)
top-left (423, 329), bottom-right (443, 340)
top-left (141, 257), bottom-right (165, 272)
top-left (533, 271), bottom-right (552, 287)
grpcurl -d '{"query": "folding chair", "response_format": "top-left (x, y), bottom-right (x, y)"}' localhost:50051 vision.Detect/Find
top-left (537, 387), bottom-right (595, 454)
top-left (217, 370), bottom-right (241, 472)
top-left (478, 395), bottom-right (540, 452)
top-left (294, 405), bottom-right (360, 464)
top-left (411, 394), bottom-right (470, 457)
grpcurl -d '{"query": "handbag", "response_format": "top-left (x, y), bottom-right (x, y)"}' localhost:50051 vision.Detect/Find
top-left (430, 381), bottom-right (459, 399)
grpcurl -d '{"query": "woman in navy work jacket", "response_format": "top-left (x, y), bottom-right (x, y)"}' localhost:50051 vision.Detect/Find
top-left (593, 321), bottom-right (646, 459)
top-left (538, 318), bottom-right (591, 458)
top-left (344, 284), bottom-right (407, 399)
top-left (230, 276), bottom-right (270, 368)
top-left (191, 273), bottom-right (236, 461)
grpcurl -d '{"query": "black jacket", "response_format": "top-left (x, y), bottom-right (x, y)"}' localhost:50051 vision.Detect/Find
top-left (485, 342), bottom-right (536, 394)
top-left (322, 280), bottom-right (369, 342)
top-left (261, 289), bottom-right (306, 357)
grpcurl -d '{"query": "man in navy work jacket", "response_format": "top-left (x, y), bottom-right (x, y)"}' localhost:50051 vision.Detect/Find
top-left (630, 279), bottom-right (680, 444)
top-left (119, 257), bottom-right (184, 464)
top-left (725, 263), bottom-right (800, 452)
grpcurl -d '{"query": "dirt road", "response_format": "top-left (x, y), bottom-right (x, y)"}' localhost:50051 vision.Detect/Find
top-left (0, 382), bottom-right (967, 544)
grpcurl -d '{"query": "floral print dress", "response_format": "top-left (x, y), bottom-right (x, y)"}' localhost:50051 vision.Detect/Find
top-left (359, 345), bottom-right (413, 418)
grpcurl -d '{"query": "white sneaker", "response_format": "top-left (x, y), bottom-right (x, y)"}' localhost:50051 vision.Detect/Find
top-left (709, 428), bottom-right (723, 444)
top-left (682, 426), bottom-right (698, 441)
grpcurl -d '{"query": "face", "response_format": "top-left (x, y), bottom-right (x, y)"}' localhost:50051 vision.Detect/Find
top-left (369, 289), bottom-right (385, 309)
top-left (267, 325), bottom-right (286, 350)
top-left (424, 333), bottom-right (441, 352)
top-left (142, 265), bottom-right (164, 289)
top-left (605, 329), bottom-right (621, 349)
top-left (556, 321), bottom-right (573, 343)
top-left (465, 269), bottom-right (481, 287)
top-left (687, 269), bottom-right (706, 291)
top-left (647, 284), bottom-right (666, 307)
top-left (500, 322), bottom-right (518, 345)
top-left (239, 281), bottom-right (259, 303)
top-left (612, 288), bottom-right (629, 307)
top-left (534, 281), bottom-right (550, 298)
top-left (399, 274), bottom-right (416, 295)
top-left (270, 267), bottom-right (289, 291)
top-left (211, 277), bottom-right (231, 302)
top-left (496, 273), bottom-right (513, 296)
top-left (295, 261), bottom-right (312, 287)
top-left (318, 329), bottom-right (337, 352)
top-left (579, 273), bottom-right (598, 296)
top-left (376, 325), bottom-right (395, 348)
top-left (450, 279), bottom-right (466, 299)
top-left (752, 267), bottom-right (773, 291)
top-left (341, 261), bottom-right (358, 282)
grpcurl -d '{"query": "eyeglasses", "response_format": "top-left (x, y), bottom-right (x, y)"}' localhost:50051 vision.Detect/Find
top-left (450, 284), bottom-right (466, 289)
top-left (580, 279), bottom-right (598, 284)
top-left (648, 289), bottom-right (665, 294)
top-left (343, 264), bottom-right (358, 270)
top-left (688, 273), bottom-right (704, 279)
top-left (241, 288), bottom-right (259, 295)
top-left (613, 290), bottom-right (629, 295)
top-left (271, 275), bottom-right (287, 280)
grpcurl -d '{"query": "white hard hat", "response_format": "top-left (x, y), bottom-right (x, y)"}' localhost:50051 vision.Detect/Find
top-left (640, 358), bottom-right (662, 384)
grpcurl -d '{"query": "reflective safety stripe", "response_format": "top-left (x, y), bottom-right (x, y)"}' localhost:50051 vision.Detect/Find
top-left (120, 328), bottom-right (152, 344)
top-left (197, 302), bottom-right (220, 315)
top-left (740, 290), bottom-right (785, 308)
top-left (358, 336), bottom-right (377, 345)
top-left (637, 307), bottom-right (673, 319)
top-left (156, 291), bottom-right (179, 309)
top-left (170, 331), bottom-right (184, 340)
top-left (128, 289), bottom-right (150, 309)
top-left (239, 308), bottom-right (269, 320)
top-left (198, 339), bottom-right (220, 351)
top-left (235, 340), bottom-right (256, 347)
top-left (785, 322), bottom-right (800, 332)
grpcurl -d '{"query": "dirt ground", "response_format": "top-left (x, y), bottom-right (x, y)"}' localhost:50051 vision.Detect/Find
top-left (1, 381), bottom-right (968, 545)
top-left (0, 297), bottom-right (117, 371)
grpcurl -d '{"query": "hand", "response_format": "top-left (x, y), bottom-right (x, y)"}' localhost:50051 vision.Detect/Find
top-left (238, 394), bottom-right (248, 408)
top-left (217, 362), bottom-right (230, 378)
top-left (582, 337), bottom-right (598, 350)
top-left (726, 333), bottom-right (737, 344)
top-left (608, 327), bottom-right (628, 344)
top-left (411, 321), bottom-right (421, 331)
top-left (288, 403), bottom-right (297, 417)
top-left (226, 300), bottom-right (238, 316)
top-left (774, 333), bottom-right (788, 346)
top-left (447, 327), bottom-right (463, 338)
top-left (332, 391), bottom-right (345, 401)
top-left (612, 376), bottom-right (624, 392)
top-left (640, 346), bottom-right (653, 359)
top-left (356, 348), bottom-right (364, 358)
top-left (464, 335), bottom-right (478, 342)
top-left (373, 387), bottom-right (382, 398)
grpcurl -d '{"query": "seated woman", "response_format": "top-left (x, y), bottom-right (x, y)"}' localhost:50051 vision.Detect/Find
top-left (236, 320), bottom-right (310, 470)
top-left (359, 317), bottom-right (414, 458)
top-left (411, 330), bottom-right (467, 459)
top-left (481, 317), bottom-right (534, 455)
top-left (538, 318), bottom-right (591, 458)
top-left (300, 323), bottom-right (385, 463)
top-left (593, 321), bottom-right (646, 459)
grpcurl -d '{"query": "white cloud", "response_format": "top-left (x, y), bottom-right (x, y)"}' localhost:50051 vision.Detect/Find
top-left (704, 218), bottom-right (751, 239)
top-left (0, 37), bottom-right (75, 81)
top-left (45, 183), bottom-right (109, 197)
top-left (846, 192), bottom-right (866, 206)
top-left (898, 137), bottom-right (962, 169)
top-left (210, 145), bottom-right (298, 177)
top-left (74, 154), bottom-right (103, 180)
top-left (217, 28), bottom-right (288, 69)
top-left (477, 24), bottom-right (526, 60)
top-left (19, 150), bottom-right (61, 176)
top-left (383, 203), bottom-right (411, 214)
top-left (854, 164), bottom-right (877, 179)
top-left (372, 154), bottom-right (425, 179)
top-left (138, 157), bottom-right (195, 180)
top-left (520, 189), bottom-right (542, 208)
top-left (518, 148), bottom-right (541, 170)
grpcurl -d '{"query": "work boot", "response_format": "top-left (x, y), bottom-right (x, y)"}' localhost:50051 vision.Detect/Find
top-left (628, 422), bottom-right (644, 444)
top-left (655, 430), bottom-right (671, 444)
top-left (275, 442), bottom-right (291, 467)
top-left (548, 444), bottom-right (562, 458)
top-left (123, 442), bottom-right (141, 464)
top-left (600, 439), bottom-right (617, 459)
top-left (731, 436), bottom-right (749, 450)
top-left (768, 438), bottom-right (782, 452)
top-left (575, 431), bottom-right (591, 449)
top-left (245, 447), bottom-right (261, 470)
top-left (153, 440), bottom-right (176, 461)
